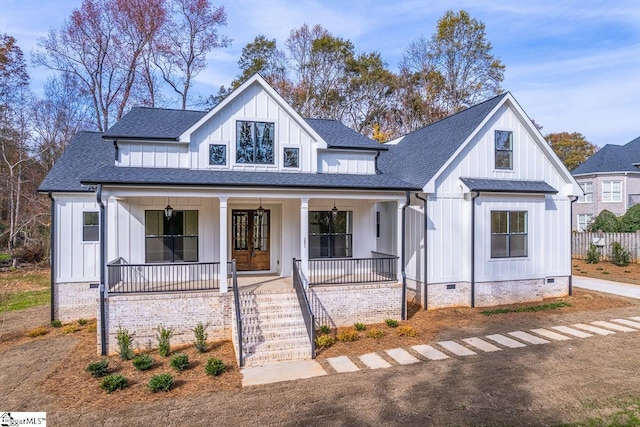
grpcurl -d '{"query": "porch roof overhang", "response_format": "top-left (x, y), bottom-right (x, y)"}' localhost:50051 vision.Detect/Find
top-left (460, 178), bottom-right (558, 194)
top-left (81, 166), bottom-right (420, 192)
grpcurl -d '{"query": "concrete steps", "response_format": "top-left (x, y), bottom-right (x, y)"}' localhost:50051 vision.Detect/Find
top-left (232, 289), bottom-right (312, 367)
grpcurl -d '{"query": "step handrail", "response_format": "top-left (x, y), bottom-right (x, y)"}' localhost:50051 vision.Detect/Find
top-left (231, 260), bottom-right (243, 367)
top-left (293, 258), bottom-right (316, 358)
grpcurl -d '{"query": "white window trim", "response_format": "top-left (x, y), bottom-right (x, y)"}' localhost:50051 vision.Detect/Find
top-left (82, 211), bottom-right (100, 243)
top-left (282, 145), bottom-right (301, 170)
top-left (207, 141), bottom-right (229, 169)
top-left (577, 182), bottom-right (593, 203)
top-left (493, 129), bottom-right (515, 172)
top-left (602, 180), bottom-right (622, 203)
top-left (232, 119), bottom-right (278, 169)
top-left (576, 213), bottom-right (594, 232)
top-left (489, 210), bottom-right (529, 259)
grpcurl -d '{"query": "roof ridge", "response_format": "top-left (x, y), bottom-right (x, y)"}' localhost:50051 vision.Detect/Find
top-left (133, 106), bottom-right (207, 113)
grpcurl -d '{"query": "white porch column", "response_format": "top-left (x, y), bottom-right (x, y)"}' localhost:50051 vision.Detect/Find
top-left (397, 200), bottom-right (404, 283)
top-left (219, 197), bottom-right (228, 292)
top-left (300, 198), bottom-right (309, 276)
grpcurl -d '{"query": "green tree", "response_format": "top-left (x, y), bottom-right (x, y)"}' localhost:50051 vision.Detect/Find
top-left (620, 204), bottom-right (640, 232)
top-left (588, 210), bottom-right (620, 232)
top-left (231, 35), bottom-right (287, 90)
top-left (544, 132), bottom-right (597, 171)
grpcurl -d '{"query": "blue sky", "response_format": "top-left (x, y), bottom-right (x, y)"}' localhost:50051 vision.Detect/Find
top-left (1, 0), bottom-right (639, 147)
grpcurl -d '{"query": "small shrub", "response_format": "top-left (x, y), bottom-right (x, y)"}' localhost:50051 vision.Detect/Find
top-left (354, 322), bottom-right (366, 331)
top-left (611, 241), bottom-right (631, 267)
top-left (366, 328), bottom-right (385, 339)
top-left (148, 373), bottom-right (173, 392)
top-left (315, 333), bottom-right (335, 348)
top-left (100, 374), bottom-right (127, 393)
top-left (62, 324), bottom-right (79, 334)
top-left (27, 327), bottom-right (48, 337)
top-left (602, 271), bottom-right (610, 275)
top-left (87, 323), bottom-right (97, 333)
top-left (384, 319), bottom-right (399, 328)
top-left (86, 359), bottom-right (109, 378)
top-left (156, 324), bottom-right (174, 357)
top-left (132, 354), bottom-right (154, 371)
top-left (51, 320), bottom-right (62, 328)
top-left (398, 325), bottom-right (418, 337)
top-left (586, 243), bottom-right (600, 264)
top-left (588, 209), bottom-right (620, 232)
top-left (78, 318), bottom-right (87, 326)
top-left (169, 353), bottom-right (189, 372)
top-left (117, 327), bottom-right (135, 360)
top-left (318, 325), bottom-right (331, 334)
top-left (192, 322), bottom-right (210, 353)
top-left (336, 329), bottom-right (359, 342)
top-left (205, 358), bottom-right (226, 376)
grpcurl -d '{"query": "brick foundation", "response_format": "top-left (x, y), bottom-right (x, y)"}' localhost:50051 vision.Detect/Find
top-left (55, 282), bottom-right (99, 322)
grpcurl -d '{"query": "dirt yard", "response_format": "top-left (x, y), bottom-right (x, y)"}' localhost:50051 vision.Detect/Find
top-left (573, 257), bottom-right (640, 285)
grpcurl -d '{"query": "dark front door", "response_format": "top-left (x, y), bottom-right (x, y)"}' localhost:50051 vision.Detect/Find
top-left (232, 210), bottom-right (270, 271)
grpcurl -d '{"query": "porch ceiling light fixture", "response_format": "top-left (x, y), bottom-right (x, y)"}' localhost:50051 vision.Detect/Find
top-left (257, 199), bottom-right (265, 217)
top-left (332, 199), bottom-right (338, 219)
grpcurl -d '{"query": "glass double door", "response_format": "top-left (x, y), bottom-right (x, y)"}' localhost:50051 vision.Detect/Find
top-left (231, 210), bottom-right (270, 271)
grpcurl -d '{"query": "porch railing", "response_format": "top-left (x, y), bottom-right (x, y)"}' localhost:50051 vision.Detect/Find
top-left (293, 258), bottom-right (315, 358)
top-left (107, 258), bottom-right (225, 293)
top-left (303, 252), bottom-right (398, 285)
top-left (230, 260), bottom-right (243, 367)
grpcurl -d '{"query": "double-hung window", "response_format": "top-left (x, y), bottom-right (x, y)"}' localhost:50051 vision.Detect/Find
top-left (495, 130), bottom-right (513, 170)
top-left (577, 214), bottom-right (593, 232)
top-left (83, 212), bottom-right (99, 242)
top-left (491, 211), bottom-right (528, 258)
top-left (145, 210), bottom-right (198, 262)
top-left (236, 121), bottom-right (274, 164)
top-left (602, 181), bottom-right (622, 202)
top-left (578, 182), bottom-right (593, 203)
top-left (309, 211), bottom-right (353, 258)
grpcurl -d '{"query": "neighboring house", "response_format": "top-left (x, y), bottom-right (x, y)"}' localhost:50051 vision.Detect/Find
top-left (572, 136), bottom-right (640, 231)
top-left (39, 74), bottom-right (581, 364)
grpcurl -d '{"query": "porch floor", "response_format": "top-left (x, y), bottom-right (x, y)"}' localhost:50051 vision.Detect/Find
top-left (236, 274), bottom-right (293, 292)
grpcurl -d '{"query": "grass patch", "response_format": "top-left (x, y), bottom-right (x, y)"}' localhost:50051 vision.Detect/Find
top-left (0, 289), bottom-right (50, 313)
top-left (481, 301), bottom-right (571, 316)
top-left (0, 253), bottom-right (11, 262)
top-left (564, 398), bottom-right (640, 426)
top-left (0, 270), bottom-right (49, 289)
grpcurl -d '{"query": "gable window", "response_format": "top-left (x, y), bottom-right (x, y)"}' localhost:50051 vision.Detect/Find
top-left (145, 210), bottom-right (198, 263)
top-left (578, 182), bottom-right (593, 203)
top-left (83, 212), bottom-right (99, 242)
top-left (495, 130), bottom-right (513, 170)
top-left (209, 144), bottom-right (226, 166)
top-left (602, 181), bottom-right (622, 202)
top-left (283, 147), bottom-right (299, 168)
top-left (309, 211), bottom-right (352, 258)
top-left (577, 214), bottom-right (593, 232)
top-left (236, 121), bottom-right (274, 164)
top-left (491, 211), bottom-right (527, 258)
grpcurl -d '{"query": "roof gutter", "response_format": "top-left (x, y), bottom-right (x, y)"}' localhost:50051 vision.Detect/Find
top-left (401, 190), bottom-right (410, 320)
top-left (97, 184), bottom-right (107, 356)
top-left (471, 191), bottom-right (481, 308)
top-left (569, 196), bottom-right (579, 296)
top-left (48, 193), bottom-right (55, 323)
top-left (414, 193), bottom-right (428, 309)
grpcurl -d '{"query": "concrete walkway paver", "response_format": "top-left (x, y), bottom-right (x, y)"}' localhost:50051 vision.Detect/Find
top-left (485, 334), bottom-right (527, 348)
top-left (591, 320), bottom-right (636, 332)
top-left (573, 276), bottom-right (640, 299)
top-left (437, 341), bottom-right (477, 356)
top-left (572, 323), bottom-right (616, 336)
top-left (386, 348), bottom-right (420, 365)
top-left (508, 331), bottom-right (549, 345)
top-left (463, 337), bottom-right (502, 352)
top-left (530, 328), bottom-right (572, 341)
top-left (327, 356), bottom-right (360, 373)
top-left (551, 325), bottom-right (593, 338)
top-left (411, 344), bottom-right (449, 360)
top-left (630, 316), bottom-right (640, 322)
top-left (610, 318), bottom-right (640, 329)
top-left (359, 352), bottom-right (392, 369)
top-left (242, 359), bottom-right (327, 386)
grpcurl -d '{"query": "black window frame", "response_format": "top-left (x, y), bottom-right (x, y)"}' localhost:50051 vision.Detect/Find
top-left (490, 210), bottom-right (528, 258)
top-left (208, 144), bottom-right (227, 166)
top-left (83, 211), bottom-right (99, 242)
top-left (236, 120), bottom-right (275, 165)
top-left (144, 210), bottom-right (199, 263)
top-left (283, 146), bottom-right (299, 168)
top-left (308, 211), bottom-right (353, 258)
top-left (495, 130), bottom-right (513, 170)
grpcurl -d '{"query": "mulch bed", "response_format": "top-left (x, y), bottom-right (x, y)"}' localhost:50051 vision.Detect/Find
top-left (573, 258), bottom-right (640, 285)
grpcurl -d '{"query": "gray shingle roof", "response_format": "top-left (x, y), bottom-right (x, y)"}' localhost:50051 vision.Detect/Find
top-left (572, 136), bottom-right (640, 175)
top-left (38, 131), bottom-right (114, 192)
top-left (378, 93), bottom-right (508, 188)
top-left (80, 166), bottom-right (418, 191)
top-left (305, 118), bottom-right (387, 150)
top-left (102, 107), bottom-right (207, 140)
top-left (460, 178), bottom-right (557, 194)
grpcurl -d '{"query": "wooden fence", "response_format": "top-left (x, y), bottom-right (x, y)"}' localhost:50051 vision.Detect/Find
top-left (572, 231), bottom-right (640, 263)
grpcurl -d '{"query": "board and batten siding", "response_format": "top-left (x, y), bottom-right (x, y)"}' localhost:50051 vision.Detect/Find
top-left (55, 194), bottom-right (100, 282)
top-left (190, 83), bottom-right (317, 172)
top-left (117, 142), bottom-right (189, 168)
top-left (317, 150), bottom-right (376, 174)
